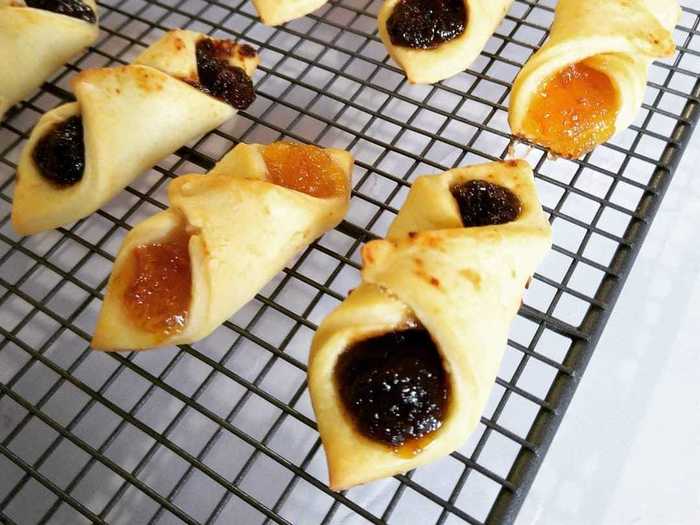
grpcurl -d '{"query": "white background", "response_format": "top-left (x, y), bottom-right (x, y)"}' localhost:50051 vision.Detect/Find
top-left (518, 132), bottom-right (700, 524)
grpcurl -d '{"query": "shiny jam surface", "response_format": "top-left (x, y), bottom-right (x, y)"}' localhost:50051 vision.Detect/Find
top-left (25, 0), bottom-right (97, 23)
top-left (122, 228), bottom-right (192, 338)
top-left (262, 143), bottom-right (347, 198)
top-left (33, 115), bottom-right (86, 187)
top-left (195, 38), bottom-right (256, 110)
top-left (451, 180), bottom-right (521, 227)
top-left (335, 328), bottom-right (449, 449)
top-left (523, 62), bottom-right (618, 158)
top-left (386, 0), bottom-right (466, 49)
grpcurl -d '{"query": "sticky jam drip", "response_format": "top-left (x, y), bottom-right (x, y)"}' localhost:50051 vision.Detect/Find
top-left (523, 61), bottom-right (619, 158)
top-left (122, 228), bottom-right (192, 338)
top-left (386, 0), bottom-right (467, 49)
top-left (25, 0), bottom-right (97, 23)
top-left (262, 143), bottom-right (347, 198)
top-left (194, 38), bottom-right (256, 109)
top-left (451, 180), bottom-right (521, 227)
top-left (335, 328), bottom-right (449, 450)
top-left (32, 115), bottom-right (86, 187)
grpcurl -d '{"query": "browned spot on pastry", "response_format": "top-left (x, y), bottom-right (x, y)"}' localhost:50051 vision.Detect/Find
top-left (335, 328), bottom-right (449, 447)
top-left (451, 180), bottom-right (521, 227)
top-left (238, 43), bottom-right (257, 58)
top-left (408, 231), bottom-right (418, 240)
top-left (429, 277), bottom-right (440, 287)
top-left (121, 227), bottom-right (192, 339)
top-left (135, 68), bottom-right (165, 92)
top-left (262, 143), bottom-right (347, 198)
top-left (362, 244), bottom-right (375, 265)
top-left (460, 268), bottom-right (481, 289)
top-left (173, 36), bottom-right (185, 51)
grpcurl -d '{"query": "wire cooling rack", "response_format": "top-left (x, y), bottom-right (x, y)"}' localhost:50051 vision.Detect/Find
top-left (0, 0), bottom-right (698, 524)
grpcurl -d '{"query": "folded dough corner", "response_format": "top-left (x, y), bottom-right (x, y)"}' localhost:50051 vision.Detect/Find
top-left (11, 29), bottom-right (259, 235)
top-left (509, 0), bottom-right (680, 158)
top-left (308, 159), bottom-right (551, 490)
top-left (377, 0), bottom-right (513, 84)
top-left (92, 142), bottom-right (353, 351)
top-left (251, 0), bottom-right (327, 26)
top-left (0, 0), bottom-right (99, 121)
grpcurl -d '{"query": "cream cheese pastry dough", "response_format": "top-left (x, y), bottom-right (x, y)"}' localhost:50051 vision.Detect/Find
top-left (11, 29), bottom-right (259, 235)
top-left (509, 0), bottom-right (680, 158)
top-left (308, 160), bottom-right (551, 490)
top-left (251, 0), bottom-right (327, 26)
top-left (377, 0), bottom-right (513, 84)
top-left (92, 142), bottom-right (353, 351)
top-left (0, 0), bottom-right (99, 120)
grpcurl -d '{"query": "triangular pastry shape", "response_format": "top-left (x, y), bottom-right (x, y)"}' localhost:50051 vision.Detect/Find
top-left (509, 0), bottom-right (680, 158)
top-left (0, 0), bottom-right (99, 120)
top-left (251, 0), bottom-right (327, 26)
top-left (308, 159), bottom-right (551, 490)
top-left (377, 0), bottom-right (513, 84)
top-left (11, 29), bottom-right (259, 235)
top-left (92, 142), bottom-right (353, 351)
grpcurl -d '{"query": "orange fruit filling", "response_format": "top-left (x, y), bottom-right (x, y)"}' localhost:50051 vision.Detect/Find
top-left (122, 228), bottom-right (192, 338)
top-left (523, 61), bottom-right (619, 158)
top-left (262, 143), bottom-right (347, 198)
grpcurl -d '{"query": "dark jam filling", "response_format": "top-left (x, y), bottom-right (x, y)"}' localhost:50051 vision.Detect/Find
top-left (451, 180), bottom-right (521, 227)
top-left (25, 0), bottom-right (97, 23)
top-left (32, 115), bottom-right (86, 187)
top-left (335, 329), bottom-right (449, 447)
top-left (386, 0), bottom-right (466, 49)
top-left (194, 38), bottom-right (255, 110)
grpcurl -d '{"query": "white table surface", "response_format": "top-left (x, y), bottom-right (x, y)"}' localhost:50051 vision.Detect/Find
top-left (517, 133), bottom-right (700, 524)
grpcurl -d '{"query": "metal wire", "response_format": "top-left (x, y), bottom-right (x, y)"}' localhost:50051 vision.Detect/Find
top-left (0, 0), bottom-right (698, 524)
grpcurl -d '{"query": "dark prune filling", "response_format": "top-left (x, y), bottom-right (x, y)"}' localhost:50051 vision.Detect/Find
top-left (32, 115), bottom-right (86, 187)
top-left (194, 38), bottom-right (255, 110)
top-left (335, 328), bottom-right (449, 447)
top-left (386, 0), bottom-right (466, 49)
top-left (25, 0), bottom-right (97, 24)
top-left (451, 180), bottom-right (521, 227)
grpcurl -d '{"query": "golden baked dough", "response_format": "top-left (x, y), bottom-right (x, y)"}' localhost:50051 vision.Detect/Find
top-left (308, 160), bottom-right (551, 490)
top-left (509, 0), bottom-right (680, 158)
top-left (92, 142), bottom-right (353, 351)
top-left (377, 0), bottom-right (513, 84)
top-left (251, 0), bottom-right (327, 26)
top-left (0, 0), bottom-right (99, 120)
top-left (11, 29), bottom-right (259, 236)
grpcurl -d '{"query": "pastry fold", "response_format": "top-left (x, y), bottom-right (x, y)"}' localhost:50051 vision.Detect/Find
top-left (11, 29), bottom-right (259, 235)
top-left (309, 160), bottom-right (551, 490)
top-left (0, 0), bottom-right (99, 120)
top-left (92, 142), bottom-right (353, 350)
top-left (377, 0), bottom-right (513, 84)
top-left (509, 0), bottom-right (680, 156)
top-left (252, 0), bottom-right (327, 26)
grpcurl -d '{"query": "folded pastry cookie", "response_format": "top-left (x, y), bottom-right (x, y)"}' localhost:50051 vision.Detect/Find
top-left (252, 0), bottom-right (327, 26)
top-left (11, 29), bottom-right (259, 235)
top-left (509, 0), bottom-right (680, 158)
top-left (377, 0), bottom-right (513, 84)
top-left (308, 160), bottom-right (551, 490)
top-left (0, 0), bottom-right (99, 120)
top-left (92, 142), bottom-right (353, 351)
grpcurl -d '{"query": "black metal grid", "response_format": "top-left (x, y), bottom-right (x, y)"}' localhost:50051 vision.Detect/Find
top-left (0, 0), bottom-right (698, 523)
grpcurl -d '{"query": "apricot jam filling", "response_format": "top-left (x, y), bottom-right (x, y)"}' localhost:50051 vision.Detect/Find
top-left (523, 61), bottom-right (619, 158)
top-left (335, 328), bottom-right (449, 453)
top-left (122, 227), bottom-right (192, 338)
top-left (261, 143), bottom-right (347, 198)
